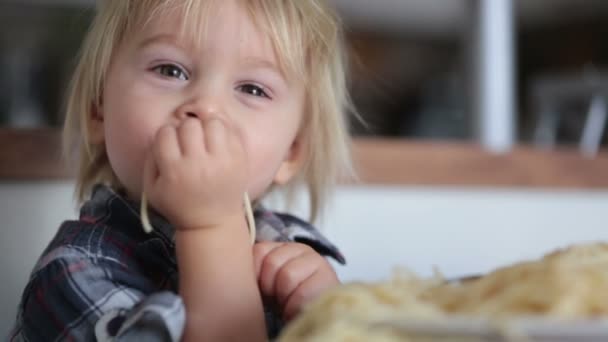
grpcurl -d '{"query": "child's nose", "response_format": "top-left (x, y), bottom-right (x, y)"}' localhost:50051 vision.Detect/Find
top-left (175, 98), bottom-right (224, 122)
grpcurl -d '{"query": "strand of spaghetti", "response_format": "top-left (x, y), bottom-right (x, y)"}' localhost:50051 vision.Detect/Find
top-left (243, 192), bottom-right (256, 244)
top-left (140, 191), bottom-right (256, 245)
top-left (140, 191), bottom-right (153, 233)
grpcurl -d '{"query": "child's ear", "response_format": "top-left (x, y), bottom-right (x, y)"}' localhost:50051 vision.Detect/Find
top-left (273, 136), bottom-right (306, 185)
top-left (88, 102), bottom-right (105, 144)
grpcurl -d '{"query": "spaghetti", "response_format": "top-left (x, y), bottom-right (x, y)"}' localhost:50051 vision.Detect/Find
top-left (280, 243), bottom-right (608, 341)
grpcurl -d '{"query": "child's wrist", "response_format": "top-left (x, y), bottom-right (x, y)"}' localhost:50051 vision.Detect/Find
top-left (174, 213), bottom-right (249, 236)
top-left (173, 209), bottom-right (246, 231)
top-left (175, 216), bottom-right (254, 274)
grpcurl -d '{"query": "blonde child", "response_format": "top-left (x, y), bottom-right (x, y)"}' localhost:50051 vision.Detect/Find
top-left (10, 0), bottom-right (352, 340)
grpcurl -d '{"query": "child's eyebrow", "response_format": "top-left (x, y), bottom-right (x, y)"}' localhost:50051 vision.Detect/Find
top-left (137, 33), bottom-right (184, 50)
top-left (241, 57), bottom-right (286, 81)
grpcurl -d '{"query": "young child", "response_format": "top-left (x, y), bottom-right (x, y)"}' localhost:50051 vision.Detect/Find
top-left (10, 0), bottom-right (353, 341)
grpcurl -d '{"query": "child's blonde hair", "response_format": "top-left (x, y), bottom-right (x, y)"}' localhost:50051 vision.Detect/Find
top-left (63, 0), bottom-right (354, 221)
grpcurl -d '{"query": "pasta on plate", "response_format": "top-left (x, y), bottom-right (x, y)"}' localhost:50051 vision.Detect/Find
top-left (280, 243), bottom-right (608, 341)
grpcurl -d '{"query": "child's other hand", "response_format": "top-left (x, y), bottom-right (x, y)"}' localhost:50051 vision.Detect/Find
top-left (143, 118), bottom-right (248, 230)
top-left (253, 242), bottom-right (340, 321)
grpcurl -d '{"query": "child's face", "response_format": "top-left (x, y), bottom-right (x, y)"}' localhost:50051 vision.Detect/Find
top-left (92, 0), bottom-right (306, 201)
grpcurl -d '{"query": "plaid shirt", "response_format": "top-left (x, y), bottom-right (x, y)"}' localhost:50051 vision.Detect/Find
top-left (10, 185), bottom-right (345, 341)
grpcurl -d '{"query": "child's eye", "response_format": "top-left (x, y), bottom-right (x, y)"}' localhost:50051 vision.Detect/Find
top-left (152, 64), bottom-right (189, 81)
top-left (237, 84), bottom-right (271, 99)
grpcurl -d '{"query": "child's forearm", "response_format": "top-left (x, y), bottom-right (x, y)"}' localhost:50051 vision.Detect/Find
top-left (175, 218), bottom-right (266, 341)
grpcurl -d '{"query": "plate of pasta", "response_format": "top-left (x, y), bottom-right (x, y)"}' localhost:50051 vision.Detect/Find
top-left (279, 243), bottom-right (608, 341)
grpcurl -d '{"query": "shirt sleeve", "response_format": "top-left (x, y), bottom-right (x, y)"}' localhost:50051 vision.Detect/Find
top-left (12, 247), bottom-right (185, 342)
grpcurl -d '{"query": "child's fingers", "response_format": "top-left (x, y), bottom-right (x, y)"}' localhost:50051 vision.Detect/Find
top-left (275, 253), bottom-right (319, 306)
top-left (204, 118), bottom-right (226, 154)
top-left (252, 242), bottom-right (283, 279)
top-left (142, 151), bottom-right (158, 191)
top-left (258, 243), bottom-right (312, 296)
top-left (177, 118), bottom-right (204, 157)
top-left (153, 125), bottom-right (181, 173)
top-left (220, 118), bottom-right (247, 160)
top-left (282, 271), bottom-right (328, 321)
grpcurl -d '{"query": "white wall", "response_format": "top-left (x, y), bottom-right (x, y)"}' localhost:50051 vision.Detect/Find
top-left (316, 187), bottom-right (608, 282)
top-left (1, 182), bottom-right (607, 337)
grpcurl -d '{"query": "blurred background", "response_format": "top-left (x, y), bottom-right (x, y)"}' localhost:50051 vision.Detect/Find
top-left (2, 0), bottom-right (608, 337)
top-left (4, 0), bottom-right (608, 149)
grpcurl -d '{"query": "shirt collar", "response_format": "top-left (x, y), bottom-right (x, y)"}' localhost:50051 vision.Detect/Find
top-left (80, 184), bottom-right (345, 264)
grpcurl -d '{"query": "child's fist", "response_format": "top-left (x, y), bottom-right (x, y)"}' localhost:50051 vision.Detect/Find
top-left (253, 242), bottom-right (340, 321)
top-left (143, 118), bottom-right (248, 231)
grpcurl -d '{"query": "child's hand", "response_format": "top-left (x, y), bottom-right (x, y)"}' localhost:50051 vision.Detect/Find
top-left (143, 118), bottom-right (248, 231)
top-left (253, 242), bottom-right (340, 321)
